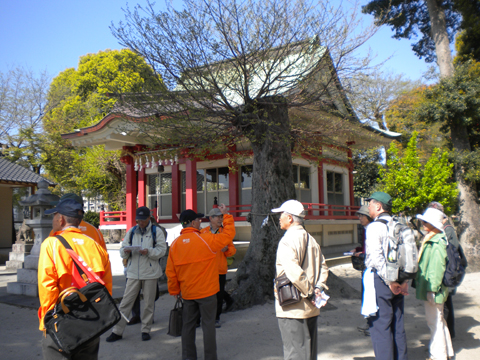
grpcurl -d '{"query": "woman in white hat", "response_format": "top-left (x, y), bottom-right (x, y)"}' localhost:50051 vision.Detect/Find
top-left (415, 208), bottom-right (454, 360)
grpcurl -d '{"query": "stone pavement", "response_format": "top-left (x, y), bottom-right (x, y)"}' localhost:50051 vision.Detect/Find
top-left (0, 265), bottom-right (479, 359)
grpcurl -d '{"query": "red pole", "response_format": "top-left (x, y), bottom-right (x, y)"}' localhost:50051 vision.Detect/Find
top-left (138, 167), bottom-right (146, 207)
top-left (124, 155), bottom-right (137, 229)
top-left (185, 159), bottom-right (197, 211)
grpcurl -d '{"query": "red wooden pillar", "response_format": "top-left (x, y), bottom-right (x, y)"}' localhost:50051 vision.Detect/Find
top-left (123, 155), bottom-right (137, 229)
top-left (185, 159), bottom-right (197, 211)
top-left (138, 167), bottom-right (146, 207)
top-left (346, 142), bottom-right (355, 213)
top-left (348, 149), bottom-right (354, 207)
top-left (171, 164), bottom-right (180, 219)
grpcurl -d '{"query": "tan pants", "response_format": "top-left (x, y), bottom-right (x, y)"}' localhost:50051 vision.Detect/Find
top-left (424, 301), bottom-right (454, 360)
top-left (113, 278), bottom-right (157, 335)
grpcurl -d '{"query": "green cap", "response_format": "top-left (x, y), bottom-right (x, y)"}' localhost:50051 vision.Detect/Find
top-left (366, 191), bottom-right (392, 205)
top-left (50, 193), bottom-right (83, 206)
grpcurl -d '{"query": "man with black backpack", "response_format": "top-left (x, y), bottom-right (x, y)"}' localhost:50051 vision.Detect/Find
top-left (364, 192), bottom-right (409, 360)
top-left (106, 206), bottom-right (167, 342)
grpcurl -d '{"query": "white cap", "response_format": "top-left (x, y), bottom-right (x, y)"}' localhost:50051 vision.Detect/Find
top-left (271, 200), bottom-right (305, 218)
top-left (417, 208), bottom-right (445, 231)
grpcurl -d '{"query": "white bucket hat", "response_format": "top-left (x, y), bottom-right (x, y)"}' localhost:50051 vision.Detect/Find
top-left (416, 208), bottom-right (445, 231)
top-left (271, 200), bottom-right (305, 218)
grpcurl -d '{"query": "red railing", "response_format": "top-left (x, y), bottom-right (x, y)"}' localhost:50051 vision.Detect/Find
top-left (99, 211), bottom-right (127, 227)
top-left (99, 203), bottom-right (360, 227)
top-left (226, 203), bottom-right (360, 221)
top-left (302, 203), bottom-right (360, 219)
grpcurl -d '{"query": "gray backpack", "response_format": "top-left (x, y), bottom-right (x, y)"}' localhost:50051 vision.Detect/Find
top-left (377, 217), bottom-right (418, 282)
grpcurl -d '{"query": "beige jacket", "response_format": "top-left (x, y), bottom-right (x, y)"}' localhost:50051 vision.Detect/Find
top-left (274, 224), bottom-right (329, 319)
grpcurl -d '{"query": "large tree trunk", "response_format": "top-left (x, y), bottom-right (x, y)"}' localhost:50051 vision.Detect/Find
top-left (450, 125), bottom-right (480, 271)
top-left (427, 0), bottom-right (480, 270)
top-left (232, 96), bottom-right (296, 308)
top-left (425, 0), bottom-right (454, 78)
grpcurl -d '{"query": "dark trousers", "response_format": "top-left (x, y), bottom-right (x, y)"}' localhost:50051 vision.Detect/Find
top-left (368, 273), bottom-right (408, 360)
top-left (182, 295), bottom-right (217, 360)
top-left (216, 274), bottom-right (226, 321)
top-left (278, 316), bottom-right (318, 360)
top-left (444, 293), bottom-right (455, 338)
top-left (42, 334), bottom-right (100, 360)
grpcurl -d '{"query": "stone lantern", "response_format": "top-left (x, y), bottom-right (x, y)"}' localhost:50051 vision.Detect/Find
top-left (7, 180), bottom-right (60, 297)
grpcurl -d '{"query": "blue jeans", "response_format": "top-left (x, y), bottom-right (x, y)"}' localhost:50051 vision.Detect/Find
top-left (368, 273), bottom-right (408, 360)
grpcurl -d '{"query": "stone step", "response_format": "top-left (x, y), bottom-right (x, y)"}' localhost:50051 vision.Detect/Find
top-left (8, 252), bottom-right (29, 262)
top-left (12, 243), bottom-right (34, 253)
top-left (7, 282), bottom-right (38, 297)
top-left (17, 268), bottom-right (38, 284)
top-left (24, 255), bottom-right (39, 270)
top-left (5, 260), bottom-right (24, 270)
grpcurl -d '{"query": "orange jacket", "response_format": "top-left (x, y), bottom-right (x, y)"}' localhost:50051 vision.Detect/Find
top-left (201, 225), bottom-right (236, 275)
top-left (37, 227), bottom-right (112, 331)
top-left (166, 214), bottom-right (235, 300)
top-left (49, 220), bottom-right (106, 250)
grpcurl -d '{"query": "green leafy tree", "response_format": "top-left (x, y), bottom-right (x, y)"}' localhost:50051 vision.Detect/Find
top-left (362, 0), bottom-right (458, 74)
top-left (378, 132), bottom-right (457, 216)
top-left (364, 0), bottom-right (480, 266)
top-left (42, 49), bottom-right (163, 208)
top-left (352, 148), bottom-right (382, 198)
top-left (385, 85), bottom-right (448, 160)
top-left (454, 1), bottom-right (480, 64)
top-left (84, 211), bottom-right (100, 228)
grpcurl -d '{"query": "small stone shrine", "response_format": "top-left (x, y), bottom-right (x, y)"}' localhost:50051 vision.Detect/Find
top-left (7, 180), bottom-right (59, 297)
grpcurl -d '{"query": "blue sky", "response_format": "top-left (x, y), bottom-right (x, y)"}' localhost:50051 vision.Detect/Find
top-left (0, 0), bottom-right (433, 81)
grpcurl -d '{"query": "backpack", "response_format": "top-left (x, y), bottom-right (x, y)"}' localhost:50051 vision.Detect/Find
top-left (376, 217), bottom-right (418, 283)
top-left (127, 224), bottom-right (167, 301)
top-left (128, 224), bottom-right (157, 246)
top-left (128, 224), bottom-right (168, 247)
top-left (442, 225), bottom-right (467, 287)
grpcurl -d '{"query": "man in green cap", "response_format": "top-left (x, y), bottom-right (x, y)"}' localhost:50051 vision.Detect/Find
top-left (364, 191), bottom-right (409, 360)
top-left (49, 193), bottom-right (106, 250)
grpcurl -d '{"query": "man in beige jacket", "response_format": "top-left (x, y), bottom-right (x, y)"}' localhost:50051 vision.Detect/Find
top-left (272, 200), bottom-right (329, 360)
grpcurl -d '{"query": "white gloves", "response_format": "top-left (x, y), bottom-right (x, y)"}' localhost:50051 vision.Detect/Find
top-left (427, 291), bottom-right (436, 305)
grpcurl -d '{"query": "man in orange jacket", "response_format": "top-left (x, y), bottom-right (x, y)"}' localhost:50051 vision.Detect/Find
top-left (38, 198), bottom-right (112, 360)
top-left (49, 193), bottom-right (106, 250)
top-left (201, 207), bottom-right (236, 328)
top-left (166, 204), bottom-right (235, 360)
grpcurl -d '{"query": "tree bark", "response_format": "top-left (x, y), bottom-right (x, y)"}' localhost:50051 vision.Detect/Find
top-left (425, 0), bottom-right (454, 78)
top-left (450, 126), bottom-right (480, 271)
top-left (426, 0), bottom-right (480, 270)
top-left (232, 96), bottom-right (296, 308)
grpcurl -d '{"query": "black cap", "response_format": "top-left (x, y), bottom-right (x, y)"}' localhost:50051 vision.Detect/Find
top-left (136, 206), bottom-right (151, 220)
top-left (45, 199), bottom-right (84, 219)
top-left (179, 209), bottom-right (204, 225)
